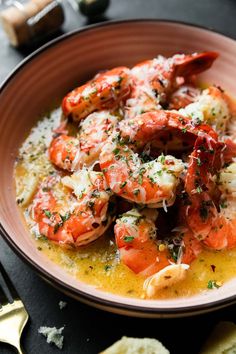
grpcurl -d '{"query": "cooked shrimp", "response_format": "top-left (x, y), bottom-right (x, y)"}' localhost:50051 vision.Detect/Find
top-left (179, 86), bottom-right (233, 135)
top-left (125, 52), bottom-right (218, 119)
top-left (119, 110), bottom-right (218, 152)
top-left (203, 162), bottom-right (236, 250)
top-left (183, 135), bottom-right (225, 242)
top-left (114, 209), bottom-right (171, 277)
top-left (62, 67), bottom-right (130, 121)
top-left (49, 111), bottom-right (118, 171)
top-left (31, 171), bottom-right (113, 246)
top-left (49, 135), bottom-right (80, 172)
top-left (100, 110), bottom-right (220, 206)
top-left (100, 133), bottom-right (184, 207)
top-left (144, 230), bottom-right (202, 297)
top-left (114, 209), bottom-right (202, 296)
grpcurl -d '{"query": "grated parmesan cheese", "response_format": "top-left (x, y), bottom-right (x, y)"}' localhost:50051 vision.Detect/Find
top-left (38, 326), bottom-right (65, 349)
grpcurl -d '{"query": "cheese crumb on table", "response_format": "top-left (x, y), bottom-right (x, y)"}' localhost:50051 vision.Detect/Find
top-left (58, 301), bottom-right (67, 309)
top-left (38, 326), bottom-right (65, 349)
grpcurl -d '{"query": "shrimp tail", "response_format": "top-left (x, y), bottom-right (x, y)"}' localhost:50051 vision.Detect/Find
top-left (173, 51), bottom-right (218, 78)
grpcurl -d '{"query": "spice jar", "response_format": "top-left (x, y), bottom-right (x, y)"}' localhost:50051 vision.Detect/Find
top-left (0, 0), bottom-right (64, 47)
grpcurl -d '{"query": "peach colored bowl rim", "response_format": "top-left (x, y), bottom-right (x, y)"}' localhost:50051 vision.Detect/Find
top-left (1, 19), bottom-right (236, 318)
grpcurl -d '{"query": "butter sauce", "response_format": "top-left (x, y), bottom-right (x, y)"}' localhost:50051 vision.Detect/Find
top-left (14, 108), bottom-right (236, 299)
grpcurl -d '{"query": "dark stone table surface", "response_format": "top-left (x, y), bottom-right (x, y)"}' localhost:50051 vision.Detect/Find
top-left (1, 1), bottom-right (236, 353)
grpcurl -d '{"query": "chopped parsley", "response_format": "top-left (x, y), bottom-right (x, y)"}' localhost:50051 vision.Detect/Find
top-left (53, 212), bottom-right (71, 234)
top-left (44, 210), bottom-right (52, 218)
top-left (60, 212), bottom-right (71, 222)
top-left (220, 201), bottom-right (227, 209)
top-left (104, 265), bottom-right (112, 272)
top-left (168, 245), bottom-right (180, 262)
top-left (78, 188), bottom-right (85, 199)
top-left (196, 186), bottom-right (203, 193)
top-left (167, 235), bottom-right (184, 262)
top-left (137, 167), bottom-right (146, 185)
top-left (211, 108), bottom-right (216, 116)
top-left (197, 157), bottom-right (202, 166)
top-left (178, 117), bottom-right (185, 124)
top-left (148, 175), bottom-right (155, 184)
top-left (124, 236), bottom-right (134, 243)
top-left (138, 175), bottom-right (143, 185)
top-left (113, 148), bottom-right (120, 156)
top-left (155, 170), bottom-right (163, 176)
top-left (117, 76), bottom-right (123, 84)
top-left (207, 280), bottom-right (221, 289)
top-left (160, 154), bottom-right (165, 164)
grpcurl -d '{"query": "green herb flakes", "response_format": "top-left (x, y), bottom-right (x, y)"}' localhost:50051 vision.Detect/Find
top-left (120, 181), bottom-right (127, 188)
top-left (124, 236), bottom-right (134, 243)
top-left (207, 280), bottom-right (221, 289)
top-left (104, 265), bottom-right (112, 272)
top-left (44, 210), bottom-right (52, 218)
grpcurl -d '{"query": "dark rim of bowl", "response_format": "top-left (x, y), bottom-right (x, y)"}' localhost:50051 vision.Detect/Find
top-left (1, 19), bottom-right (236, 317)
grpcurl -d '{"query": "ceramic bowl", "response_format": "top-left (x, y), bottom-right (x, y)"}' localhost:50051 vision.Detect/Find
top-left (0, 20), bottom-right (236, 318)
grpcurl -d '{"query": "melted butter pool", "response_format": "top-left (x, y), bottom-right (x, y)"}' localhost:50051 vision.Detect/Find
top-left (34, 237), bottom-right (236, 299)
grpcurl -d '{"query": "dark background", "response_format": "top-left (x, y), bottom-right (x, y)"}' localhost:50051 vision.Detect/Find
top-left (1, 1), bottom-right (236, 353)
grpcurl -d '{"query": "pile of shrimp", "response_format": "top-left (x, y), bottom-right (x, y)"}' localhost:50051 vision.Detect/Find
top-left (30, 52), bottom-right (236, 298)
